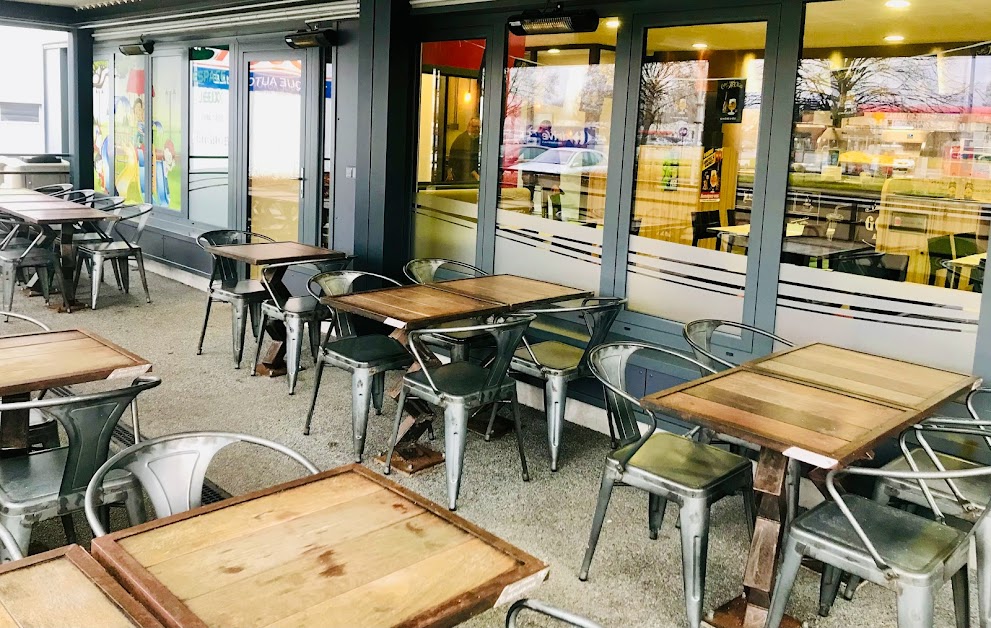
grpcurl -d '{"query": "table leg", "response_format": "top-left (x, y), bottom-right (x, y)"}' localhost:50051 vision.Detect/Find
top-left (0, 393), bottom-right (30, 457)
top-left (706, 448), bottom-right (802, 628)
top-left (53, 224), bottom-right (79, 312)
top-left (254, 266), bottom-right (288, 377)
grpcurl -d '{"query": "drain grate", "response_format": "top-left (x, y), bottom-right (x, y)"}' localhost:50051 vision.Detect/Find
top-left (111, 424), bottom-right (232, 505)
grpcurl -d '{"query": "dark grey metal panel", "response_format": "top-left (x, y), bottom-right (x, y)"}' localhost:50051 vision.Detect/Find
top-left (0, 1), bottom-right (74, 25)
top-left (68, 29), bottom-right (94, 189)
top-left (333, 21), bottom-right (360, 254)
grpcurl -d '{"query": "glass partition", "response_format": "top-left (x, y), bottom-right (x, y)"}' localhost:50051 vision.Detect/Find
top-left (93, 59), bottom-right (112, 194)
top-left (411, 39), bottom-right (487, 264)
top-left (189, 46), bottom-right (230, 227)
top-left (494, 21), bottom-right (617, 291)
top-left (151, 55), bottom-right (182, 211)
top-left (114, 54), bottom-right (147, 204)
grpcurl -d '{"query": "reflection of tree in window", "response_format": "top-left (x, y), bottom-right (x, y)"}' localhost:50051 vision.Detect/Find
top-left (637, 60), bottom-right (705, 144)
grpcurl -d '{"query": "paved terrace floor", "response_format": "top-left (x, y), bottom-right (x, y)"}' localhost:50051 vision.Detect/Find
top-left (6, 269), bottom-right (974, 628)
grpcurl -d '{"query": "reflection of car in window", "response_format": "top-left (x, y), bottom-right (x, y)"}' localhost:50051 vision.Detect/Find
top-left (500, 145), bottom-right (550, 187)
top-left (505, 147), bottom-right (607, 188)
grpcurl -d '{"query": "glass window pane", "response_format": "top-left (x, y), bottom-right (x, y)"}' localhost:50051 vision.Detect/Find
top-left (0, 26), bottom-right (68, 154)
top-left (778, 0), bottom-right (989, 371)
top-left (114, 53), bottom-right (147, 204)
top-left (494, 24), bottom-right (616, 292)
top-left (412, 39), bottom-right (486, 264)
top-left (189, 46), bottom-right (230, 227)
top-left (322, 61), bottom-right (333, 248)
top-left (93, 59), bottom-right (112, 194)
top-left (152, 55), bottom-right (182, 211)
top-left (626, 22), bottom-right (766, 323)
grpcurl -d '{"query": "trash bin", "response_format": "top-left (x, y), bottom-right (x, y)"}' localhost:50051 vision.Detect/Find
top-left (0, 156), bottom-right (70, 190)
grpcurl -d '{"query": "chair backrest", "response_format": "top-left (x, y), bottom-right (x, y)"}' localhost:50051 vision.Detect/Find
top-left (834, 251), bottom-right (909, 282)
top-left (409, 314), bottom-right (535, 396)
top-left (928, 233), bottom-right (981, 280)
top-left (520, 298), bottom-right (626, 374)
top-left (261, 257), bottom-right (355, 310)
top-left (57, 189), bottom-right (96, 204)
top-left (84, 431), bottom-right (319, 537)
top-left (196, 230), bottom-right (274, 284)
top-left (0, 376), bottom-right (161, 501)
top-left (403, 258), bottom-right (487, 284)
top-left (112, 203), bottom-right (154, 246)
top-left (91, 195), bottom-right (125, 211)
top-left (0, 311), bottom-right (49, 334)
top-left (589, 342), bottom-right (716, 467)
top-left (33, 183), bottom-right (73, 196)
top-left (307, 270), bottom-right (401, 337)
top-left (683, 319), bottom-right (794, 373)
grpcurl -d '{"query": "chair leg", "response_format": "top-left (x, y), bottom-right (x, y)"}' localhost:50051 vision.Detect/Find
top-left (818, 565), bottom-right (843, 617)
top-left (0, 266), bottom-right (12, 316)
top-left (36, 265), bottom-right (50, 305)
top-left (977, 526), bottom-right (991, 628)
top-left (251, 311), bottom-right (268, 376)
top-left (60, 515), bottom-right (77, 545)
top-left (123, 490), bottom-right (148, 528)
top-left (303, 357), bottom-right (326, 436)
top-left (952, 568), bottom-right (970, 628)
top-left (544, 376), bottom-right (568, 472)
top-left (197, 296), bottom-right (213, 355)
top-left (110, 257), bottom-right (123, 291)
top-left (743, 477), bottom-right (756, 540)
top-left (90, 255), bottom-right (104, 310)
top-left (484, 402), bottom-right (499, 442)
top-left (896, 586), bottom-right (936, 628)
top-left (785, 458), bottom-right (801, 525)
top-left (308, 320), bottom-right (321, 361)
top-left (449, 341), bottom-right (468, 362)
top-left (231, 299), bottom-right (249, 369)
top-left (134, 251), bottom-right (151, 303)
top-left (578, 467), bottom-right (616, 581)
top-left (0, 517), bottom-right (32, 559)
top-left (351, 369), bottom-right (375, 462)
top-left (285, 315), bottom-right (304, 395)
top-left (765, 536), bottom-right (804, 628)
top-left (384, 387), bottom-right (408, 475)
top-left (648, 493), bottom-right (667, 540)
top-left (443, 403), bottom-right (470, 511)
top-left (371, 372), bottom-right (385, 416)
top-left (510, 391), bottom-right (529, 482)
top-left (679, 498), bottom-right (711, 628)
top-left (72, 254), bottom-right (84, 298)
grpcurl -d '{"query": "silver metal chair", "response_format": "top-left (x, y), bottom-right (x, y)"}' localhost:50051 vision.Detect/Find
top-left (510, 298), bottom-right (626, 471)
top-left (304, 271), bottom-right (413, 461)
top-left (51, 188), bottom-right (96, 204)
top-left (0, 376), bottom-right (160, 555)
top-left (579, 342), bottom-right (755, 628)
top-left (0, 312), bottom-right (60, 452)
top-left (73, 204), bottom-right (153, 310)
top-left (682, 319), bottom-right (794, 373)
top-left (506, 599), bottom-right (604, 628)
top-left (385, 314), bottom-right (535, 511)
top-left (0, 222), bottom-right (53, 317)
top-left (765, 434), bottom-right (987, 628)
top-left (250, 257), bottom-right (354, 394)
top-left (84, 431), bottom-right (318, 537)
top-left (33, 183), bottom-right (73, 196)
top-left (403, 258), bottom-right (489, 362)
top-left (196, 230), bottom-right (274, 368)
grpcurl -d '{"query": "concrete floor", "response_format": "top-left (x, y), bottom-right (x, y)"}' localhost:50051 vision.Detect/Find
top-left (7, 268), bottom-right (974, 628)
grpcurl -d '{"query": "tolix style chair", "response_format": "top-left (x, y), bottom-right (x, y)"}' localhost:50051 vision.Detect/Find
top-left (506, 599), bottom-right (604, 628)
top-left (765, 433), bottom-right (987, 628)
top-left (579, 342), bottom-right (755, 628)
top-left (683, 319), bottom-right (793, 372)
top-left (33, 183), bottom-right (73, 196)
top-left (509, 298), bottom-right (626, 471)
top-left (0, 376), bottom-right (160, 555)
top-left (386, 314), bottom-right (535, 511)
top-left (196, 230), bottom-right (274, 368)
top-left (85, 431), bottom-right (318, 537)
top-left (250, 257), bottom-right (354, 395)
top-left (73, 203), bottom-right (153, 310)
top-left (303, 270), bottom-right (414, 461)
top-left (403, 258), bottom-right (489, 362)
top-left (0, 221), bottom-right (53, 317)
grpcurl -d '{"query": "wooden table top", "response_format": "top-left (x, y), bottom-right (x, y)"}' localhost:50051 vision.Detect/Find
top-left (432, 275), bottom-right (592, 309)
top-left (324, 284), bottom-right (509, 329)
top-left (203, 241), bottom-right (345, 265)
top-left (0, 545), bottom-right (162, 627)
top-left (0, 193), bottom-right (68, 202)
top-left (0, 200), bottom-right (114, 225)
top-left (0, 329), bottom-right (151, 396)
top-left (0, 188), bottom-right (37, 195)
top-left (950, 252), bottom-right (986, 269)
top-left (92, 465), bottom-right (548, 628)
top-left (642, 343), bottom-right (978, 468)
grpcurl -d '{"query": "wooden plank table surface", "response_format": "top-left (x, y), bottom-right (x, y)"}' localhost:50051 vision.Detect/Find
top-left (323, 283), bottom-right (508, 330)
top-left (0, 193), bottom-right (71, 202)
top-left (0, 544), bottom-right (162, 627)
top-left (92, 465), bottom-right (548, 628)
top-left (431, 274), bottom-right (592, 309)
top-left (0, 188), bottom-right (38, 195)
top-left (0, 328), bottom-right (150, 453)
top-left (642, 343), bottom-right (979, 628)
top-left (203, 241), bottom-right (345, 265)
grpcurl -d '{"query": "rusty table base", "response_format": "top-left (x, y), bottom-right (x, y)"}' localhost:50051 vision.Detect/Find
top-left (705, 596), bottom-right (802, 628)
top-left (375, 443), bottom-right (445, 475)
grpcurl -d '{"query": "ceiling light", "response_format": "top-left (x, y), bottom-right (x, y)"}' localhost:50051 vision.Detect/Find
top-left (463, 91), bottom-right (473, 103)
top-left (605, 18), bottom-right (620, 28)
top-left (884, 34), bottom-right (905, 42)
top-left (547, 48), bottom-right (561, 54)
top-left (885, 0), bottom-right (910, 7)
top-left (692, 42), bottom-right (708, 50)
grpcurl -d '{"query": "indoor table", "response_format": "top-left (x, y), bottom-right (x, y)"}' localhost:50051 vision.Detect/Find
top-left (202, 241), bottom-right (345, 376)
top-left (0, 199), bottom-right (119, 311)
top-left (0, 545), bottom-right (162, 627)
top-left (0, 328), bottom-right (150, 455)
top-left (92, 464), bottom-right (548, 628)
top-left (642, 343), bottom-right (978, 628)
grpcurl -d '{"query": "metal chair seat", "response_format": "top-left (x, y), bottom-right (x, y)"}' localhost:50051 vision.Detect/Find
top-left (265, 295), bottom-right (321, 315)
top-left (512, 340), bottom-right (584, 375)
top-left (0, 448), bottom-right (136, 514)
top-left (405, 361), bottom-right (514, 402)
top-left (212, 279), bottom-right (267, 299)
top-left (76, 241), bottom-right (136, 255)
top-left (0, 248), bottom-right (52, 265)
top-left (879, 448), bottom-right (987, 520)
top-left (791, 495), bottom-right (966, 580)
top-left (322, 334), bottom-right (410, 369)
top-left (613, 432), bottom-right (752, 494)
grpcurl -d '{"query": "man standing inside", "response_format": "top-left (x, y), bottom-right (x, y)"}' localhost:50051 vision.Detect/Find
top-left (448, 117), bottom-right (482, 182)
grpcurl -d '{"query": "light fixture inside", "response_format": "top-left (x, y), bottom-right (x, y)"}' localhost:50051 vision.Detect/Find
top-left (463, 91), bottom-right (473, 103)
top-left (547, 48), bottom-right (561, 54)
top-left (884, 34), bottom-right (905, 42)
top-left (885, 0), bottom-right (910, 7)
top-left (605, 18), bottom-right (620, 28)
top-left (692, 42), bottom-right (708, 50)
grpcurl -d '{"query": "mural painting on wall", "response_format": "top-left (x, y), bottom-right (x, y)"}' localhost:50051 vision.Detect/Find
top-left (114, 58), bottom-right (147, 204)
top-left (93, 60), bottom-right (111, 194)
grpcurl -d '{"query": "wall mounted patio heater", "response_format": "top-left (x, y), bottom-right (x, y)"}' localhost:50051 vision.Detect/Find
top-left (507, 5), bottom-right (599, 36)
top-left (285, 28), bottom-right (336, 49)
top-left (118, 40), bottom-right (154, 55)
